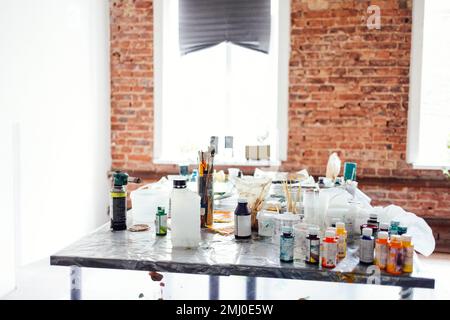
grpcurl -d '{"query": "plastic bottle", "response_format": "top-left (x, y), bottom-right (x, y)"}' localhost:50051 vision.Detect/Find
top-left (306, 226), bottom-right (320, 265)
top-left (170, 178), bottom-right (201, 248)
top-left (359, 227), bottom-right (374, 264)
top-left (401, 234), bottom-right (414, 273)
top-left (280, 226), bottom-right (295, 262)
top-left (398, 225), bottom-right (408, 236)
top-left (322, 229), bottom-right (337, 268)
top-left (294, 222), bottom-right (309, 261)
top-left (386, 235), bottom-right (403, 275)
top-left (155, 206), bottom-right (167, 236)
top-left (379, 222), bottom-right (389, 234)
top-left (336, 222), bottom-right (347, 259)
top-left (374, 231), bottom-right (389, 269)
top-left (360, 212), bottom-right (379, 238)
top-left (234, 198), bottom-right (251, 239)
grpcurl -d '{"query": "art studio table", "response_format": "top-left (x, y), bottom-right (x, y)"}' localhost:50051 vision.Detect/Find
top-left (51, 223), bottom-right (435, 300)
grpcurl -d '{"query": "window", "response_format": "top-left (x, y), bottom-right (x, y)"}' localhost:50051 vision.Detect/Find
top-left (153, 0), bottom-right (290, 165)
top-left (408, 0), bottom-right (450, 169)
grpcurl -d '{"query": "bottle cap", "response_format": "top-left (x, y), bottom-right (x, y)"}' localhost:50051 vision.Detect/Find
top-left (238, 198), bottom-right (248, 204)
top-left (282, 226), bottom-right (292, 235)
top-left (380, 222), bottom-right (389, 230)
top-left (378, 231), bottom-right (388, 239)
top-left (401, 234), bottom-right (412, 242)
top-left (308, 226), bottom-right (319, 235)
top-left (336, 222), bottom-right (345, 229)
top-left (362, 227), bottom-right (373, 237)
top-left (157, 206), bottom-right (165, 212)
top-left (391, 235), bottom-right (401, 242)
top-left (391, 220), bottom-right (400, 226)
top-left (325, 230), bottom-right (336, 238)
top-left (173, 177), bottom-right (187, 189)
top-left (369, 212), bottom-right (378, 220)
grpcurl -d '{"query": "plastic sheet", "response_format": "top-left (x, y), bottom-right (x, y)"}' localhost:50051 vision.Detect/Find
top-left (50, 222), bottom-right (434, 289)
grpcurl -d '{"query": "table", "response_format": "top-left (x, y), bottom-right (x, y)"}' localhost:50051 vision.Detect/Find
top-left (50, 222), bottom-right (435, 300)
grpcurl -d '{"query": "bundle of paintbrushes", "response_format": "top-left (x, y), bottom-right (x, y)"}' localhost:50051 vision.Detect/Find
top-left (283, 178), bottom-right (302, 214)
top-left (198, 147), bottom-right (215, 228)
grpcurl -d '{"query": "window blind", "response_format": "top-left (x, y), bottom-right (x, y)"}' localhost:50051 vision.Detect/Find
top-left (179, 0), bottom-right (271, 55)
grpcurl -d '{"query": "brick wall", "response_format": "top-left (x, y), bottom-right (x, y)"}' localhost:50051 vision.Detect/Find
top-left (110, 0), bottom-right (449, 218)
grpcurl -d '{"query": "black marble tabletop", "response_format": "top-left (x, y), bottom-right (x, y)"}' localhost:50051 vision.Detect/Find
top-left (51, 223), bottom-right (435, 289)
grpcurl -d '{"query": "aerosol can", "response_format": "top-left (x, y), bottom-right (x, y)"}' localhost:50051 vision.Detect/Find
top-left (109, 171), bottom-right (141, 231)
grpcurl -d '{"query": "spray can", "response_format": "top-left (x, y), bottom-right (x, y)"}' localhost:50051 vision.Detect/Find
top-left (280, 226), bottom-right (294, 262)
top-left (359, 227), bottom-right (374, 264)
top-left (109, 171), bottom-right (140, 231)
top-left (155, 206), bottom-right (167, 236)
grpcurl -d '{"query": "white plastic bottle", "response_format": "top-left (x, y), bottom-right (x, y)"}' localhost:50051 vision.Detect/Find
top-left (170, 177), bottom-right (201, 248)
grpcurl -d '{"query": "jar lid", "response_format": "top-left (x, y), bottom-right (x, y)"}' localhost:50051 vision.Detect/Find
top-left (336, 222), bottom-right (345, 229)
top-left (173, 177), bottom-right (187, 189)
top-left (401, 234), bottom-right (412, 242)
top-left (308, 226), bottom-right (319, 235)
top-left (380, 222), bottom-right (390, 230)
top-left (325, 229), bottom-right (336, 238)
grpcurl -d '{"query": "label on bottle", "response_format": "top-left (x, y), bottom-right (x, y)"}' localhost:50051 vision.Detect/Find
top-left (306, 238), bottom-right (320, 264)
top-left (235, 215), bottom-right (251, 237)
top-left (110, 192), bottom-right (127, 230)
top-left (359, 238), bottom-right (374, 263)
top-left (322, 241), bottom-right (337, 267)
top-left (294, 230), bottom-right (307, 261)
top-left (280, 236), bottom-right (294, 262)
top-left (374, 242), bottom-right (387, 269)
top-left (403, 246), bottom-right (414, 273)
top-left (337, 235), bottom-right (347, 258)
top-left (155, 214), bottom-right (167, 235)
top-left (387, 246), bottom-right (403, 274)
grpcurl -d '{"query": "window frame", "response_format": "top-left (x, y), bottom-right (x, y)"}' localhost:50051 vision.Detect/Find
top-left (153, 0), bottom-right (290, 166)
top-left (407, 0), bottom-right (450, 170)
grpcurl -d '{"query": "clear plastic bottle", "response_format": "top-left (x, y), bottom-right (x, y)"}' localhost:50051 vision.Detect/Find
top-left (170, 178), bottom-right (201, 248)
top-left (294, 222), bottom-right (309, 261)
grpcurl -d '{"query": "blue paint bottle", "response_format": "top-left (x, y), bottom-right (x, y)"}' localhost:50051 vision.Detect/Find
top-left (280, 226), bottom-right (294, 262)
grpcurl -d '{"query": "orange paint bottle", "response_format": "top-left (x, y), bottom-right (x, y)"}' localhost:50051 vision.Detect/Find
top-left (322, 229), bottom-right (337, 268)
top-left (386, 235), bottom-right (403, 275)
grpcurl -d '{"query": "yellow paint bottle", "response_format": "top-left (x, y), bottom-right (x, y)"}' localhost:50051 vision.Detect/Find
top-left (401, 234), bottom-right (414, 273)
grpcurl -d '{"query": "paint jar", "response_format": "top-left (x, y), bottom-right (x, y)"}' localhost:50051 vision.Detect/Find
top-left (336, 222), bottom-right (347, 259)
top-left (280, 226), bottom-right (294, 262)
top-left (387, 235), bottom-right (403, 275)
top-left (256, 211), bottom-right (277, 237)
top-left (234, 198), bottom-right (252, 239)
top-left (293, 222), bottom-right (309, 261)
top-left (374, 231), bottom-right (389, 269)
top-left (389, 220), bottom-right (400, 236)
top-left (306, 226), bottom-right (320, 265)
top-left (359, 227), bottom-right (374, 264)
top-left (401, 234), bottom-right (414, 273)
top-left (273, 213), bottom-right (301, 245)
top-left (322, 229), bottom-right (337, 268)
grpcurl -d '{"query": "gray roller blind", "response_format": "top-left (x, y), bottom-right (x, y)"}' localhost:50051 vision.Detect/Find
top-left (179, 0), bottom-right (271, 55)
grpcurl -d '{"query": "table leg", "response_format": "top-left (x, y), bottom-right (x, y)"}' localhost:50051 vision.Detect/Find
top-left (399, 287), bottom-right (414, 300)
top-left (246, 277), bottom-right (257, 300)
top-left (70, 266), bottom-right (82, 300)
top-left (209, 275), bottom-right (219, 300)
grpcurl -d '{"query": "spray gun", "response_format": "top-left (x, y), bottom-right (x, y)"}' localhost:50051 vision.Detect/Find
top-left (110, 171), bottom-right (141, 231)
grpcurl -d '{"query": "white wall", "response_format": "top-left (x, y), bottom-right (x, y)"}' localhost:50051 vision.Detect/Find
top-left (0, 0), bottom-right (111, 277)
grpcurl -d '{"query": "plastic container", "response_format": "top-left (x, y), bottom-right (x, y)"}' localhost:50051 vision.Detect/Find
top-left (234, 198), bottom-right (251, 239)
top-left (130, 187), bottom-right (170, 225)
top-left (293, 222), bottom-right (309, 261)
top-left (256, 211), bottom-right (277, 237)
top-left (336, 222), bottom-right (347, 259)
top-left (387, 235), bottom-right (403, 275)
top-left (401, 234), bottom-right (414, 273)
top-left (306, 226), bottom-right (320, 265)
top-left (359, 228), bottom-right (374, 264)
top-left (170, 178), bottom-right (201, 248)
top-left (322, 229), bottom-right (337, 268)
top-left (280, 226), bottom-right (295, 262)
top-left (374, 231), bottom-right (389, 269)
top-left (273, 213), bottom-right (301, 244)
